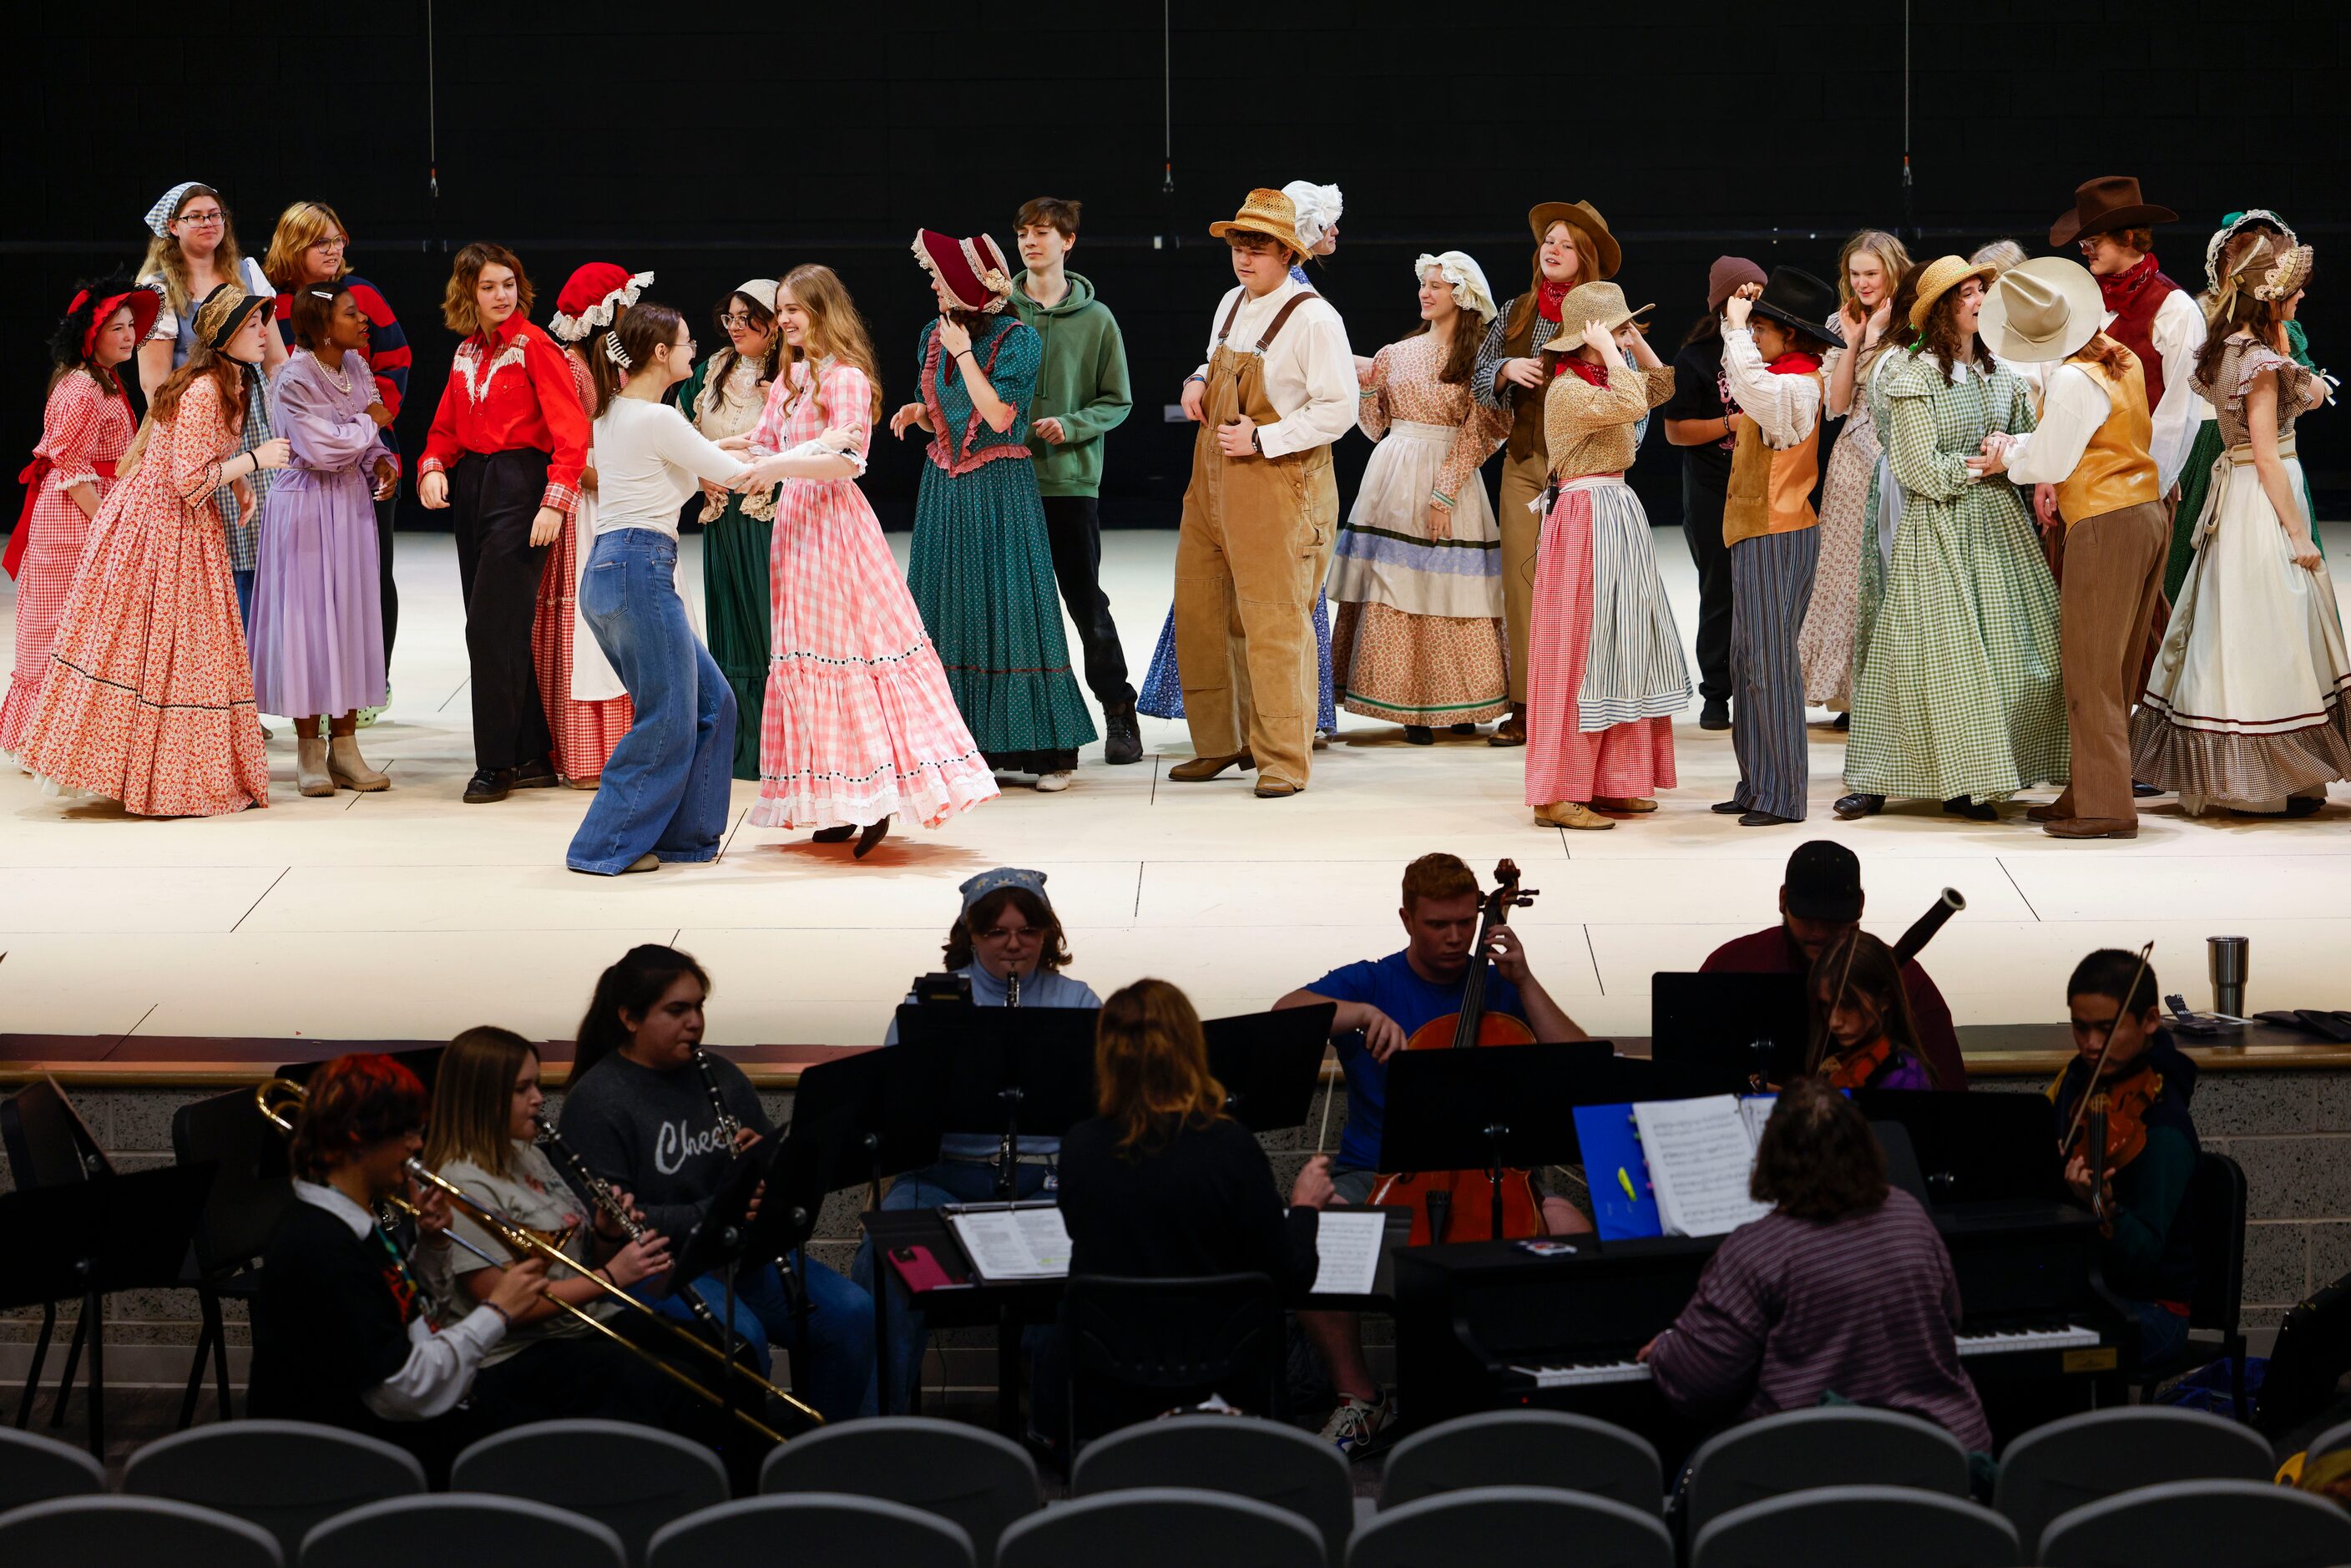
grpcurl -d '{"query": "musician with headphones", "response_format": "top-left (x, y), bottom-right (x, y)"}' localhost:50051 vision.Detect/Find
top-left (249, 1053), bottom-right (546, 1475)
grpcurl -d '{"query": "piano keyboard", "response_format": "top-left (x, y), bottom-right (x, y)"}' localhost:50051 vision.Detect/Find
top-left (1508, 1323), bottom-right (2102, 1391)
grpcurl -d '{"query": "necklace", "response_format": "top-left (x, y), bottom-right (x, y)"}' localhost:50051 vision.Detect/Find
top-left (311, 350), bottom-right (352, 394)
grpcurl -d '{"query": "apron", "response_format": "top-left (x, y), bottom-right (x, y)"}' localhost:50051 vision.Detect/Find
top-left (1170, 291), bottom-right (1340, 789)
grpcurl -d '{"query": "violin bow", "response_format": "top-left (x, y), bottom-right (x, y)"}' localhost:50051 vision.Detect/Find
top-left (2057, 940), bottom-right (2156, 1160)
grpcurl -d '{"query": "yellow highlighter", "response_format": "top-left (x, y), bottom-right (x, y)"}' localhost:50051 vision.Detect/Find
top-left (1617, 1166), bottom-right (1637, 1203)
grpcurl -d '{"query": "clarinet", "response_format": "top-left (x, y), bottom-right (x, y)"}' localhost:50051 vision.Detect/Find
top-left (690, 1045), bottom-right (746, 1149)
top-left (534, 1111), bottom-right (732, 1336)
top-left (1007, 966), bottom-right (1021, 1009)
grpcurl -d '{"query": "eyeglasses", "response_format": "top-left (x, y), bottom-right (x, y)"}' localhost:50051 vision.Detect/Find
top-left (311, 236), bottom-right (348, 250)
top-left (179, 211), bottom-right (225, 228)
top-left (978, 926), bottom-right (1039, 943)
top-left (719, 312), bottom-right (757, 329)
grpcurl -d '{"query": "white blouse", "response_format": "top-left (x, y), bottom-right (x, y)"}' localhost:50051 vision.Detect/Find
top-left (589, 396), bottom-right (747, 539)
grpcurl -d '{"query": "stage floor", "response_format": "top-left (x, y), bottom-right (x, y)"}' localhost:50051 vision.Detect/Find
top-left (5, 524), bottom-right (2349, 1051)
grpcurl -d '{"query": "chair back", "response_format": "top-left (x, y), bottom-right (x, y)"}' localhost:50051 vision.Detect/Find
top-left (2, 1080), bottom-right (107, 1189)
top-left (1062, 1272), bottom-right (1281, 1449)
top-left (1682, 1406), bottom-right (1969, 1540)
top-left (452, 1419), bottom-right (729, 1568)
top-left (0, 1495), bottom-right (282, 1568)
top-left (1691, 1484), bottom-right (2020, 1568)
top-left (2181, 1151), bottom-right (2247, 1335)
top-left (1073, 1414), bottom-right (1352, 1565)
top-left (0, 1424), bottom-right (108, 1511)
top-left (2038, 1477), bottom-right (2351, 1568)
top-left (1991, 1406), bottom-right (2275, 1551)
top-left (649, 1495), bottom-right (973, 1568)
top-left (298, 1494), bottom-right (624, 1568)
top-left (999, 1489), bottom-right (1322, 1568)
top-left (1378, 1409), bottom-right (1664, 1513)
top-left (1348, 1485), bottom-right (1672, 1568)
top-left (171, 1089), bottom-right (295, 1279)
top-left (761, 1416), bottom-right (1039, 1568)
top-left (124, 1419), bottom-right (425, 1561)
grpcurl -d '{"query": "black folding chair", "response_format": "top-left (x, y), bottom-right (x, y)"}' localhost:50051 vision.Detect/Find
top-left (1060, 1273), bottom-right (1282, 1455)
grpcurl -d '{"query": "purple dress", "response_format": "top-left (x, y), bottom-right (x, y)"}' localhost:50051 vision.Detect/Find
top-left (250, 350), bottom-right (389, 717)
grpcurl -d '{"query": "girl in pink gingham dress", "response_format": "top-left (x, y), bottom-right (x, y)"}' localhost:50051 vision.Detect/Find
top-left (741, 271), bottom-right (996, 842)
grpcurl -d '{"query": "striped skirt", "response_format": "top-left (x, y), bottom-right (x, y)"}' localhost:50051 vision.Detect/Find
top-left (1524, 476), bottom-right (1691, 806)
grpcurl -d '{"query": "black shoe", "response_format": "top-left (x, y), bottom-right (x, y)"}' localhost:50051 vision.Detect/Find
top-left (512, 757), bottom-right (559, 790)
top-left (1102, 705), bottom-right (1144, 766)
top-left (1942, 795), bottom-right (1999, 822)
top-left (1711, 800), bottom-right (1748, 814)
top-left (1699, 699), bottom-right (1731, 731)
top-left (463, 767), bottom-right (513, 804)
top-left (1833, 792), bottom-right (1883, 819)
top-left (853, 816), bottom-right (892, 858)
top-left (2132, 779), bottom-right (2162, 797)
top-left (811, 825), bottom-right (855, 843)
top-left (1449, 722), bottom-right (1479, 736)
top-left (1832, 711), bottom-right (1851, 731)
top-left (1403, 726), bottom-right (1435, 746)
top-left (1739, 810), bottom-right (1798, 827)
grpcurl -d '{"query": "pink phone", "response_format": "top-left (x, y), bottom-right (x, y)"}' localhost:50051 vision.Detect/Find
top-left (887, 1244), bottom-right (959, 1293)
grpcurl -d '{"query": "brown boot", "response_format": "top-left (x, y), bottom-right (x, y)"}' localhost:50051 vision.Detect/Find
top-left (1534, 801), bottom-right (1616, 831)
top-left (1489, 706), bottom-right (1528, 747)
top-left (296, 736), bottom-right (334, 797)
top-left (327, 736), bottom-right (390, 792)
top-left (1168, 750), bottom-right (1255, 781)
top-left (2044, 817), bottom-right (2138, 840)
top-left (1591, 797), bottom-right (1658, 813)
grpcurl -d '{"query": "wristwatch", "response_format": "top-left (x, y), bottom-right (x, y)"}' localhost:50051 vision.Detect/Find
top-left (1251, 427), bottom-right (1262, 453)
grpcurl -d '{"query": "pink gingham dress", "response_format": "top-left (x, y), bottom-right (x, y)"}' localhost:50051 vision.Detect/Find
top-left (746, 357), bottom-right (997, 831)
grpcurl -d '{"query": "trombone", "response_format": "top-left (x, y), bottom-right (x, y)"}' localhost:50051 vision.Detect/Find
top-left (254, 1076), bottom-right (819, 1441)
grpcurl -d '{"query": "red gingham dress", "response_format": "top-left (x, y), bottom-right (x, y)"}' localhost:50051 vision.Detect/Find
top-left (2, 373), bottom-right (136, 757)
top-left (17, 374), bottom-right (270, 815)
top-left (530, 351), bottom-right (633, 781)
top-left (746, 358), bottom-right (996, 831)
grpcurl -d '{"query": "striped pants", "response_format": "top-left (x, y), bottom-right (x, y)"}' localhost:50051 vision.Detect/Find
top-left (1730, 528), bottom-right (1820, 820)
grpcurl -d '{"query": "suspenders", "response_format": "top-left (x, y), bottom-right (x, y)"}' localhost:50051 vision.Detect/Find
top-left (1214, 290), bottom-right (1321, 355)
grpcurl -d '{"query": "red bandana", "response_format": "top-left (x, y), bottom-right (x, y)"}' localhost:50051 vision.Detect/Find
top-left (2096, 250), bottom-right (2162, 314)
top-left (1767, 350), bottom-right (1823, 377)
top-left (1535, 279), bottom-right (1572, 323)
top-left (1553, 354), bottom-right (1610, 386)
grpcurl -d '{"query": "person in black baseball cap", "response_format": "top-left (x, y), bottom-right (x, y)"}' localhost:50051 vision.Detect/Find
top-left (1699, 840), bottom-right (1968, 1087)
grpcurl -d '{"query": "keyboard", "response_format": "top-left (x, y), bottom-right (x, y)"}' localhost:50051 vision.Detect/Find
top-left (1504, 1322), bottom-right (2101, 1395)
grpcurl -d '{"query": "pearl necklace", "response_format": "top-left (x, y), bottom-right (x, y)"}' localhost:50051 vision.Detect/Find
top-left (311, 351), bottom-right (352, 394)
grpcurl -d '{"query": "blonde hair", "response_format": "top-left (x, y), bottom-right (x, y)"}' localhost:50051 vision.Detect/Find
top-left (422, 1026), bottom-right (538, 1180)
top-left (262, 200), bottom-right (352, 291)
top-left (778, 264), bottom-right (885, 425)
top-left (1969, 239), bottom-right (2029, 276)
top-left (1095, 980), bottom-right (1227, 1155)
top-left (1838, 229), bottom-right (1914, 311)
top-left (137, 185), bottom-right (247, 317)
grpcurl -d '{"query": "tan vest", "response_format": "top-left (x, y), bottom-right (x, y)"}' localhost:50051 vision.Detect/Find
top-left (1722, 368), bottom-right (1825, 548)
top-left (2055, 352), bottom-right (2161, 529)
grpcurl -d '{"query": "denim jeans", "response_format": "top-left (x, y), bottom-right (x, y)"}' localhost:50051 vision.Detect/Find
top-left (569, 529), bottom-right (736, 874)
top-left (2129, 1296), bottom-right (2192, 1370)
top-left (645, 1258), bottom-right (877, 1423)
top-left (850, 1160), bottom-right (1051, 1413)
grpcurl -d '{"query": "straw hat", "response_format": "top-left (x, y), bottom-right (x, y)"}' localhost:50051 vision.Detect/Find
top-left (1541, 281), bottom-right (1652, 347)
top-left (1209, 189), bottom-right (1305, 258)
top-left (1908, 255), bottom-right (1999, 331)
top-left (1526, 200), bottom-right (1621, 281)
top-left (1978, 257), bottom-right (2104, 364)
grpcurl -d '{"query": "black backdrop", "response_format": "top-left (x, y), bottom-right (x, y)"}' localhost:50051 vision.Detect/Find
top-left (5, 1), bottom-right (2343, 533)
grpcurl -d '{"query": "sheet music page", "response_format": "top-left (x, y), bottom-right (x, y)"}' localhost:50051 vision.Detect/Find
top-left (947, 1206), bottom-right (1073, 1280)
top-left (1634, 1096), bottom-right (1774, 1238)
top-left (1310, 1209), bottom-right (1387, 1297)
top-left (1737, 1094), bottom-right (1778, 1148)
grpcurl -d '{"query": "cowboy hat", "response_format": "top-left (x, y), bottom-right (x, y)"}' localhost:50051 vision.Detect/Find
top-left (1978, 257), bottom-right (2104, 364)
top-left (1541, 281), bottom-right (1653, 346)
top-left (1908, 255), bottom-right (1999, 331)
top-left (1209, 189), bottom-right (1306, 259)
top-left (1746, 266), bottom-right (1844, 348)
top-left (1526, 200), bottom-right (1621, 281)
top-left (2049, 175), bottom-right (2178, 247)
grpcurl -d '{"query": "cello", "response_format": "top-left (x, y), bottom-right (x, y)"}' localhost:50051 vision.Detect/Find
top-left (1370, 859), bottom-right (1546, 1245)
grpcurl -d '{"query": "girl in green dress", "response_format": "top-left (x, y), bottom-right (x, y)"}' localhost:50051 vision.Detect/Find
top-left (891, 230), bottom-right (1095, 787)
top-left (671, 279), bottom-right (781, 779)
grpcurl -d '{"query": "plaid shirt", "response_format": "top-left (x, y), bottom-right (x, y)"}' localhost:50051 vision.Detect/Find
top-left (215, 365), bottom-right (276, 574)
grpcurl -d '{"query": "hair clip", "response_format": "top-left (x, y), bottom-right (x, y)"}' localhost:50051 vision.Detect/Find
top-left (308, 288), bottom-right (336, 301)
top-left (604, 332), bottom-right (633, 370)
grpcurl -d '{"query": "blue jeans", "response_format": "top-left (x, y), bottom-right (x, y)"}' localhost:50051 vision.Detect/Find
top-left (851, 1160), bottom-right (1052, 1413)
top-left (2130, 1296), bottom-right (2191, 1370)
top-left (646, 1258), bottom-right (877, 1423)
top-left (569, 529), bottom-right (736, 874)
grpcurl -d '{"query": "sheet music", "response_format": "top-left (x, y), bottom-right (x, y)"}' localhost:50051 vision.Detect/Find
top-left (947, 1206), bottom-right (1073, 1281)
top-left (1737, 1094), bottom-right (1778, 1147)
top-left (1634, 1096), bottom-right (1773, 1238)
top-left (1310, 1210), bottom-right (1387, 1297)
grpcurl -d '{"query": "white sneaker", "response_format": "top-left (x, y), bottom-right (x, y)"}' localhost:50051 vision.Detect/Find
top-left (1034, 770), bottom-right (1075, 792)
top-left (1318, 1389), bottom-right (1395, 1457)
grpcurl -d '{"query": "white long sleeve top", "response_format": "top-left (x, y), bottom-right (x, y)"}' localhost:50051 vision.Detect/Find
top-left (1719, 326), bottom-right (1826, 449)
top-left (1191, 276), bottom-right (1358, 458)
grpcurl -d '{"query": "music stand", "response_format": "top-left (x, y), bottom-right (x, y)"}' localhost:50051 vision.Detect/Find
top-left (1853, 1089), bottom-right (2066, 1204)
top-left (665, 1144), bottom-right (771, 1449)
top-left (896, 1004), bottom-right (1100, 1199)
top-left (1377, 1043), bottom-right (1595, 1241)
top-left (0, 1162), bottom-right (215, 1455)
top-left (1651, 971), bottom-right (1812, 1091)
top-left (764, 1046), bottom-right (948, 1257)
top-left (1205, 1004), bottom-right (1334, 1133)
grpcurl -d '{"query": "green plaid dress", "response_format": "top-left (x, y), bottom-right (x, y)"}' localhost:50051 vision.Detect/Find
top-left (1844, 349), bottom-right (2067, 803)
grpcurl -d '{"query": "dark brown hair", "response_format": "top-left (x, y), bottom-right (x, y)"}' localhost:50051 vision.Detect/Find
top-left (1880, 261), bottom-right (1927, 357)
top-left (289, 1054), bottom-right (429, 1181)
top-left (588, 301), bottom-right (684, 419)
top-left (1015, 197), bottom-right (1081, 238)
top-left (943, 887), bottom-right (1072, 973)
top-left (286, 278), bottom-right (354, 352)
top-left (700, 289), bottom-right (780, 421)
top-left (1805, 930), bottom-right (1936, 1086)
top-left (2195, 233), bottom-right (2308, 391)
top-left (1750, 1075), bottom-right (1888, 1222)
top-left (1918, 281), bottom-right (1995, 384)
top-left (2067, 948), bottom-right (2161, 1019)
top-left (1094, 979), bottom-right (1227, 1155)
top-left (442, 242), bottom-right (534, 336)
top-left (1403, 267), bottom-right (1484, 386)
top-left (574, 943), bottom-right (713, 1079)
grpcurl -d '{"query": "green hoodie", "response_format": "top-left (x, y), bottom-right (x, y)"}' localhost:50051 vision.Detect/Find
top-left (1009, 271), bottom-right (1132, 498)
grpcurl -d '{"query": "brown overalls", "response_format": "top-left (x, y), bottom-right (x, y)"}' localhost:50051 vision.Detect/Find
top-left (1172, 291), bottom-right (1340, 790)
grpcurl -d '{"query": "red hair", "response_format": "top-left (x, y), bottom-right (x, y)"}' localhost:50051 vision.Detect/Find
top-left (289, 1054), bottom-right (428, 1179)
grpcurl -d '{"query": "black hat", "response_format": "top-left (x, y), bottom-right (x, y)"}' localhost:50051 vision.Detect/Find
top-left (1748, 266), bottom-right (1843, 349)
top-left (1783, 841), bottom-right (1862, 923)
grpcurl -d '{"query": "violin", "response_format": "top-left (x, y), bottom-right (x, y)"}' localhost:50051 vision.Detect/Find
top-left (2058, 941), bottom-right (2158, 1236)
top-left (1370, 860), bottom-right (1545, 1246)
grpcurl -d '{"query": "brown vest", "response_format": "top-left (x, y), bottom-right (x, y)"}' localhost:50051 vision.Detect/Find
top-left (1722, 369), bottom-right (1825, 547)
top-left (1498, 296), bottom-right (1549, 463)
top-left (2054, 352), bottom-right (2161, 529)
